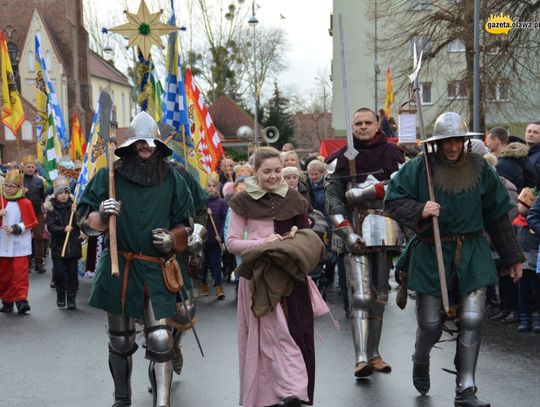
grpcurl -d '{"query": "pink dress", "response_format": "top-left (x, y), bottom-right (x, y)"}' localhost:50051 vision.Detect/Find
top-left (227, 210), bottom-right (328, 407)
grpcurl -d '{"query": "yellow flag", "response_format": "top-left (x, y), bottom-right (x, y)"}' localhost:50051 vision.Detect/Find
top-left (1, 31), bottom-right (25, 136)
top-left (385, 66), bottom-right (394, 118)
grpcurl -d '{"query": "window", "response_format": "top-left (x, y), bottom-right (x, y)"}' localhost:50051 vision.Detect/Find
top-left (7, 43), bottom-right (18, 63)
top-left (4, 126), bottom-right (15, 141)
top-left (27, 51), bottom-right (35, 72)
top-left (448, 39), bottom-right (465, 52)
top-left (447, 80), bottom-right (467, 99)
top-left (410, 36), bottom-right (432, 56)
top-left (22, 120), bottom-right (33, 141)
top-left (487, 80), bottom-right (510, 102)
top-left (420, 82), bottom-right (432, 104)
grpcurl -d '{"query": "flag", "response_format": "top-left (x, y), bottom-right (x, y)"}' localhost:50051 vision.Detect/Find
top-left (34, 34), bottom-right (68, 150)
top-left (70, 112), bottom-right (86, 162)
top-left (77, 99), bottom-right (107, 197)
top-left (1, 31), bottom-right (25, 136)
top-left (35, 34), bottom-right (68, 171)
top-left (185, 69), bottom-right (223, 173)
top-left (161, 2), bottom-right (202, 182)
top-left (41, 113), bottom-right (59, 181)
top-left (385, 66), bottom-right (394, 118)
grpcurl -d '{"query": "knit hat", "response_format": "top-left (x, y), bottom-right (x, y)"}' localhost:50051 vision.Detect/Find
top-left (468, 139), bottom-right (489, 156)
top-left (518, 187), bottom-right (537, 208)
top-left (281, 166), bottom-right (300, 178)
top-left (53, 176), bottom-right (70, 196)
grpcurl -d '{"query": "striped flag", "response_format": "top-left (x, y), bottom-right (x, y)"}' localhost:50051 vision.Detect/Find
top-left (161, 2), bottom-right (201, 181)
top-left (34, 34), bottom-right (68, 150)
top-left (70, 112), bottom-right (86, 162)
top-left (1, 31), bottom-right (25, 136)
top-left (185, 69), bottom-right (223, 173)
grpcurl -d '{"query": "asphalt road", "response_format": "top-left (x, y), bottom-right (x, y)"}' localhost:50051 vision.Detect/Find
top-left (1, 266), bottom-right (539, 407)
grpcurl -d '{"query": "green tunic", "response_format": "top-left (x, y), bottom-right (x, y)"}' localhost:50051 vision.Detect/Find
top-left (77, 166), bottom-right (194, 319)
top-left (385, 154), bottom-right (514, 296)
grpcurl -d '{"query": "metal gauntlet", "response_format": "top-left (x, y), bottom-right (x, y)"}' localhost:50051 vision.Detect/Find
top-left (186, 223), bottom-right (207, 254)
top-left (99, 198), bottom-right (121, 222)
top-left (331, 214), bottom-right (364, 254)
top-left (152, 228), bottom-right (174, 255)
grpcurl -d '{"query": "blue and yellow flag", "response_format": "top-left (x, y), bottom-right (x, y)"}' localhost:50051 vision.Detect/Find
top-left (1, 31), bottom-right (25, 136)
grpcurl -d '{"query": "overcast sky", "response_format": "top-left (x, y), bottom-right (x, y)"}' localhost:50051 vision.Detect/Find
top-left (89, 0), bottom-right (332, 99)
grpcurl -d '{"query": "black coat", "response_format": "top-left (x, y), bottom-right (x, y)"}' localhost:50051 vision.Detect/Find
top-left (45, 197), bottom-right (82, 259)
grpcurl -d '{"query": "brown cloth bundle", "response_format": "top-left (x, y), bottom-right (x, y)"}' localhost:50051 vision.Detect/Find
top-left (235, 228), bottom-right (325, 317)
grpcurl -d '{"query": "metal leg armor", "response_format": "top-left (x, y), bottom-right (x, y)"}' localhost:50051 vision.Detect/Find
top-left (413, 294), bottom-right (444, 364)
top-left (143, 296), bottom-right (174, 407)
top-left (344, 254), bottom-right (373, 376)
top-left (455, 288), bottom-right (486, 394)
top-left (367, 252), bottom-right (391, 361)
top-left (412, 294), bottom-right (443, 395)
top-left (108, 314), bottom-right (138, 406)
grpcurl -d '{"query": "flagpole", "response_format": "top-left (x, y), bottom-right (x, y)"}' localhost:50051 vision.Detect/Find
top-left (61, 184), bottom-right (81, 257)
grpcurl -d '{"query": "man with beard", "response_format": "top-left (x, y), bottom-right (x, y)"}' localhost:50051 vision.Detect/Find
top-left (21, 155), bottom-right (46, 273)
top-left (384, 112), bottom-right (524, 407)
top-left (77, 111), bottom-right (194, 407)
top-left (325, 107), bottom-right (405, 377)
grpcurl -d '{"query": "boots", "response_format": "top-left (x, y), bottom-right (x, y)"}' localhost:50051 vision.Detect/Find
top-left (16, 300), bottom-right (31, 314)
top-left (454, 387), bottom-right (490, 407)
top-left (413, 362), bottom-right (430, 396)
top-left (369, 356), bottom-right (391, 373)
top-left (517, 313), bottom-right (532, 332)
top-left (67, 291), bottom-right (77, 310)
top-left (57, 290), bottom-right (66, 308)
top-left (198, 282), bottom-right (209, 297)
top-left (534, 315), bottom-right (540, 333)
top-left (0, 301), bottom-right (14, 313)
top-left (215, 285), bottom-right (225, 300)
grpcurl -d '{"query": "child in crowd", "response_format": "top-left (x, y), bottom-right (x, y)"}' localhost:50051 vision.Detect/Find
top-left (200, 175), bottom-right (229, 300)
top-left (0, 170), bottom-right (38, 314)
top-left (517, 187), bottom-right (540, 332)
top-left (45, 176), bottom-right (82, 309)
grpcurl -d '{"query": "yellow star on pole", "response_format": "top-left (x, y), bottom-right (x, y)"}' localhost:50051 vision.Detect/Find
top-left (108, 0), bottom-right (178, 60)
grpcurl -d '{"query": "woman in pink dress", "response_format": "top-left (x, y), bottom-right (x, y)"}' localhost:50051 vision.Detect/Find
top-left (227, 146), bottom-right (322, 407)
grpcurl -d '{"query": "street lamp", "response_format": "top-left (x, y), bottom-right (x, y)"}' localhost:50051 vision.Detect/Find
top-left (248, 2), bottom-right (259, 147)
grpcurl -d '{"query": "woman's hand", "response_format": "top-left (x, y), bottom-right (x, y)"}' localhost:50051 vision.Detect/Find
top-left (421, 201), bottom-right (440, 219)
top-left (0, 209), bottom-right (6, 217)
top-left (264, 234), bottom-right (283, 244)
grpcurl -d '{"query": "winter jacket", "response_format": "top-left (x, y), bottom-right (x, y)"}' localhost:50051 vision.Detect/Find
top-left (528, 143), bottom-right (540, 173)
top-left (45, 196), bottom-right (82, 259)
top-left (496, 142), bottom-right (535, 191)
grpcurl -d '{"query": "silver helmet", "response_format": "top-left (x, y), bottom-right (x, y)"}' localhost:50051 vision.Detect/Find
top-left (115, 111), bottom-right (172, 157)
top-left (424, 112), bottom-right (482, 143)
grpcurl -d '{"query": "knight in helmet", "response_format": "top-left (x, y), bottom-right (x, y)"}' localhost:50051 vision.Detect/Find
top-left (384, 112), bottom-right (524, 407)
top-left (325, 107), bottom-right (405, 377)
top-left (77, 111), bottom-right (195, 407)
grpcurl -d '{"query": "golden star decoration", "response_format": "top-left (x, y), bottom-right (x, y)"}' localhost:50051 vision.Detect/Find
top-left (108, 0), bottom-right (178, 60)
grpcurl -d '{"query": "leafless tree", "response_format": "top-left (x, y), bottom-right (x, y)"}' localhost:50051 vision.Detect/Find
top-left (371, 0), bottom-right (540, 131)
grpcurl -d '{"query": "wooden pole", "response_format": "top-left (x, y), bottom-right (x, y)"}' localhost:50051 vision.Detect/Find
top-left (60, 184), bottom-right (81, 257)
top-left (108, 106), bottom-right (120, 278)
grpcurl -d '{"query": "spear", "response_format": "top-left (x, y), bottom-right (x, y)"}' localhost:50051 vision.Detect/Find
top-left (409, 45), bottom-right (449, 313)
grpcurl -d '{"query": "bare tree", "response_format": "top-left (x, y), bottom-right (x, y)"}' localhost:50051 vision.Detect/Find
top-left (371, 0), bottom-right (540, 131)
